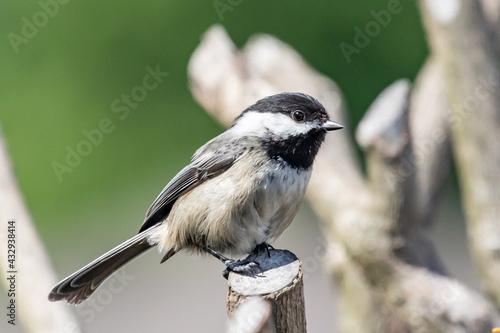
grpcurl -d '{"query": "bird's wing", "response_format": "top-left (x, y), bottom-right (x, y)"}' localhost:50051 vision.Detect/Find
top-left (138, 146), bottom-right (246, 233)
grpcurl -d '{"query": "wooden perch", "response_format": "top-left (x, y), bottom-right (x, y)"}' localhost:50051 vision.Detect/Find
top-left (188, 25), bottom-right (494, 332)
top-left (0, 126), bottom-right (81, 333)
top-left (226, 249), bottom-right (306, 333)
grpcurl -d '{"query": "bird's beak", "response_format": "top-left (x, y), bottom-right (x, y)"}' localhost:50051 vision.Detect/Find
top-left (322, 120), bottom-right (344, 131)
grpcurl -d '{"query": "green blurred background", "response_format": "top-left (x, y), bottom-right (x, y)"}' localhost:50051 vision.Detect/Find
top-left (0, 0), bottom-right (426, 247)
top-left (1, 1), bottom-right (477, 332)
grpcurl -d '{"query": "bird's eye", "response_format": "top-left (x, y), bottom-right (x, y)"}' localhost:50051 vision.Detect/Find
top-left (292, 110), bottom-right (305, 122)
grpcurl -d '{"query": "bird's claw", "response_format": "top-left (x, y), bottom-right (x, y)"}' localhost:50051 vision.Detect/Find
top-left (222, 260), bottom-right (263, 279)
top-left (252, 242), bottom-right (274, 258)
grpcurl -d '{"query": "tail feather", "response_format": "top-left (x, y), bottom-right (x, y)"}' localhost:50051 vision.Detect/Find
top-left (49, 227), bottom-right (158, 305)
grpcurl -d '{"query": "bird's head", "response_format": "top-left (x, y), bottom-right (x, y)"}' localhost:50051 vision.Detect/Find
top-left (232, 92), bottom-right (343, 140)
top-left (231, 93), bottom-right (343, 169)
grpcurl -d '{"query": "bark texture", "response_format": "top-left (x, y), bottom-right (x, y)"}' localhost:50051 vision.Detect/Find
top-left (420, 0), bottom-right (500, 311)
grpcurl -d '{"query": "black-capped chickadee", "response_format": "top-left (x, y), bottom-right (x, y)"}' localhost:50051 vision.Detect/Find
top-left (48, 92), bottom-right (343, 304)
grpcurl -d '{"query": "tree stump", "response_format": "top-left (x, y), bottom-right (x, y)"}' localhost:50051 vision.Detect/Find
top-left (226, 249), bottom-right (306, 333)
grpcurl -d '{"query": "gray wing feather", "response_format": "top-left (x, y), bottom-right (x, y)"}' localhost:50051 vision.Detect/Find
top-left (139, 141), bottom-right (246, 232)
top-left (144, 165), bottom-right (199, 220)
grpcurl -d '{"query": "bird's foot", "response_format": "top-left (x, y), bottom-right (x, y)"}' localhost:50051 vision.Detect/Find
top-left (202, 245), bottom-right (264, 279)
top-left (222, 258), bottom-right (263, 279)
top-left (252, 242), bottom-right (275, 258)
top-left (222, 242), bottom-right (276, 278)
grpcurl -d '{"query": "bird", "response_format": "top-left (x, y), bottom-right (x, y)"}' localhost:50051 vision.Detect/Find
top-left (48, 92), bottom-right (343, 304)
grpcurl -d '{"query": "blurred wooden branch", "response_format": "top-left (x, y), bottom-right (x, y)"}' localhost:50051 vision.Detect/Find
top-left (480, 0), bottom-right (500, 50)
top-left (188, 25), bottom-right (494, 332)
top-left (226, 297), bottom-right (275, 333)
top-left (408, 58), bottom-right (451, 231)
top-left (419, 0), bottom-right (500, 311)
top-left (0, 126), bottom-right (81, 333)
top-left (226, 250), bottom-right (305, 333)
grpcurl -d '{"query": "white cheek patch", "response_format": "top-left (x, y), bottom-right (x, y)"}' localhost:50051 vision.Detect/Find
top-left (232, 111), bottom-right (316, 138)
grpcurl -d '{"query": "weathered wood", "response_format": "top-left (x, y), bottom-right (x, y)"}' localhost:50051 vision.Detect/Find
top-left (226, 250), bottom-right (306, 333)
top-left (356, 80), bottom-right (491, 332)
top-left (409, 57), bottom-right (451, 231)
top-left (419, 0), bottom-right (500, 311)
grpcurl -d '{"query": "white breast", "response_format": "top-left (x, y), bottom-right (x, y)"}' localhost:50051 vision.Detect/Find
top-left (232, 160), bottom-right (312, 253)
top-left (150, 151), bottom-right (312, 256)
